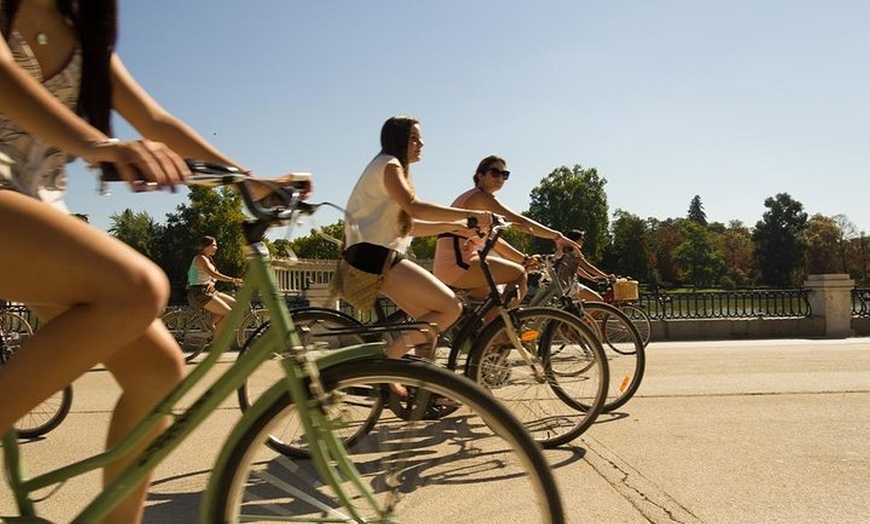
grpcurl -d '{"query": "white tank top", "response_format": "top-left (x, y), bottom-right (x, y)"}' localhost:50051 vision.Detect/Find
top-left (343, 153), bottom-right (411, 253)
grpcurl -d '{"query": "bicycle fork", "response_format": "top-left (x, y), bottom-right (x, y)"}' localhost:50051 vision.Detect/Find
top-left (281, 344), bottom-right (384, 521)
top-left (496, 309), bottom-right (548, 383)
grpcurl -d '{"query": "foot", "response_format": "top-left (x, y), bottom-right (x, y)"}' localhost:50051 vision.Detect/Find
top-left (389, 382), bottom-right (409, 398)
top-left (434, 395), bottom-right (461, 408)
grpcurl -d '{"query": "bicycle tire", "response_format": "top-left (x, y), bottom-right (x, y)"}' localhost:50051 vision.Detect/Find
top-left (580, 302), bottom-right (646, 412)
top-left (619, 303), bottom-right (652, 347)
top-left (0, 313), bottom-right (74, 438)
top-left (236, 307), bottom-right (380, 457)
top-left (162, 309), bottom-right (211, 363)
top-left (208, 358), bottom-right (565, 523)
top-left (466, 306), bottom-right (608, 448)
top-left (15, 385), bottom-right (73, 439)
top-left (236, 307), bottom-right (268, 349)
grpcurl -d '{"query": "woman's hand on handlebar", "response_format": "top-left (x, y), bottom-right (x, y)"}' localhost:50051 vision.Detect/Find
top-left (242, 172), bottom-right (314, 205)
top-left (87, 138), bottom-right (189, 192)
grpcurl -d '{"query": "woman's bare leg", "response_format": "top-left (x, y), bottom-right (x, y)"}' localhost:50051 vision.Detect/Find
top-left (0, 192), bottom-right (184, 523)
top-left (203, 291), bottom-right (235, 338)
top-left (379, 260), bottom-right (462, 396)
top-left (380, 259), bottom-right (462, 359)
top-left (451, 256), bottom-right (527, 321)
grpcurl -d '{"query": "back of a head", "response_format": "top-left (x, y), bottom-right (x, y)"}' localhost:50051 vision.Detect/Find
top-left (566, 230), bottom-right (585, 242)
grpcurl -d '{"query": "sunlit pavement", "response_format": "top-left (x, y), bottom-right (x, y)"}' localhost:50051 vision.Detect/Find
top-left (2, 338), bottom-right (868, 523)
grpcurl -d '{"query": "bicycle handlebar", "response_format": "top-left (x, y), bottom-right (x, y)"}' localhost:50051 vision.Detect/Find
top-left (101, 159), bottom-right (319, 223)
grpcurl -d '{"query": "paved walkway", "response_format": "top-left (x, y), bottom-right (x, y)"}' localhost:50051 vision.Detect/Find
top-left (2, 337), bottom-right (868, 523)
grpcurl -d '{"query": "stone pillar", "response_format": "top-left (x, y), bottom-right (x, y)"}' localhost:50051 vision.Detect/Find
top-left (803, 274), bottom-right (855, 337)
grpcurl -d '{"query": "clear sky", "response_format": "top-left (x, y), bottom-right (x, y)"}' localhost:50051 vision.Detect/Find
top-left (64, 1), bottom-right (870, 237)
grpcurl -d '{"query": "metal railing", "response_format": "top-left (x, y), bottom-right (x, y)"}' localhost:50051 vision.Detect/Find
top-left (853, 288), bottom-right (870, 318)
top-left (638, 288), bottom-right (812, 320)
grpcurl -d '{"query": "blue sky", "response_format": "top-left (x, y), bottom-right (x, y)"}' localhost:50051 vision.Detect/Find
top-left (64, 1), bottom-right (870, 238)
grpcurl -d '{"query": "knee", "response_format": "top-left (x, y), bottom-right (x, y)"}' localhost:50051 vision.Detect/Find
top-left (441, 297), bottom-right (463, 328)
top-left (117, 262), bottom-right (171, 319)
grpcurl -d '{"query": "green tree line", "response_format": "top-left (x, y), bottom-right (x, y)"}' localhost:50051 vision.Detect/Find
top-left (107, 164), bottom-right (870, 296)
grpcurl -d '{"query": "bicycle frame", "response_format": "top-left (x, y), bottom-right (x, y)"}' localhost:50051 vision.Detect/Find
top-left (1, 174), bottom-right (388, 523)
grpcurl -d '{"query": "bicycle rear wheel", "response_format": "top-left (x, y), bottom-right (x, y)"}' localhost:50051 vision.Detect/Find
top-left (580, 302), bottom-right (645, 412)
top-left (1, 312), bottom-right (74, 438)
top-left (162, 309), bottom-right (211, 363)
top-left (209, 358), bottom-right (564, 523)
top-left (466, 307), bottom-right (608, 448)
top-left (236, 307), bottom-right (379, 457)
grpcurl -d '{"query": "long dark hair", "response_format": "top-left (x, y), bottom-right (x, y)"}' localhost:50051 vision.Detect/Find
top-left (1, 0), bottom-right (117, 134)
top-left (379, 115), bottom-right (418, 235)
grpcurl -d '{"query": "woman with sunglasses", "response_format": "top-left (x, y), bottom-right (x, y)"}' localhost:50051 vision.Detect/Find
top-left (433, 155), bottom-right (579, 302)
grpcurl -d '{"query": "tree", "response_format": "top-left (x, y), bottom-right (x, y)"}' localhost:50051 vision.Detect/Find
top-left (687, 195), bottom-right (707, 225)
top-left (804, 214), bottom-right (842, 274)
top-left (673, 221), bottom-right (723, 288)
top-left (603, 209), bottom-right (653, 283)
top-left (108, 208), bottom-right (162, 259)
top-left (526, 164), bottom-right (609, 261)
top-left (752, 193), bottom-right (808, 286)
top-left (649, 218), bottom-right (687, 287)
top-left (718, 221), bottom-right (756, 288)
top-left (290, 220), bottom-right (344, 259)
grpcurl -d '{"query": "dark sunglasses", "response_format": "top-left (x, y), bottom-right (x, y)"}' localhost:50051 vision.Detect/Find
top-left (485, 167), bottom-right (511, 180)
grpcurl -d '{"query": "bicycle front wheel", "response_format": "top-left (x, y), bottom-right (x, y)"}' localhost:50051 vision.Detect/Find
top-left (581, 302), bottom-right (645, 412)
top-left (236, 307), bottom-right (378, 457)
top-left (466, 307), bottom-right (608, 448)
top-left (209, 358), bottom-right (564, 523)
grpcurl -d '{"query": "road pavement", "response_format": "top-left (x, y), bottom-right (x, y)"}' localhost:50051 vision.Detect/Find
top-left (2, 337), bottom-right (868, 523)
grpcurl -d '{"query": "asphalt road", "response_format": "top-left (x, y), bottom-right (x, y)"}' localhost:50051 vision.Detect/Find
top-left (2, 337), bottom-right (868, 523)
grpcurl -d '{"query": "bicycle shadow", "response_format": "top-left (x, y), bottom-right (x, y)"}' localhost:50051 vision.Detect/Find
top-left (142, 407), bottom-right (586, 520)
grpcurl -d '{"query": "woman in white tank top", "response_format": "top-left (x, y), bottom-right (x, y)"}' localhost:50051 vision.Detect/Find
top-left (342, 116), bottom-right (491, 394)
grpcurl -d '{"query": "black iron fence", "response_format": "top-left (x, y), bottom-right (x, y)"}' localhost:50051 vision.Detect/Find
top-left (638, 288), bottom-right (812, 320)
top-left (853, 288), bottom-right (870, 318)
top-left (5, 286), bottom-right (870, 326)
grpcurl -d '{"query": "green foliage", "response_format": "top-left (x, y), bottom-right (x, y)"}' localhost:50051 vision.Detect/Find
top-left (718, 221), bottom-right (756, 287)
top-left (526, 165), bottom-right (609, 262)
top-left (108, 208), bottom-right (163, 259)
top-left (752, 193), bottom-right (808, 286)
top-left (673, 221), bottom-right (724, 288)
top-left (804, 214), bottom-right (842, 274)
top-left (290, 220), bottom-right (344, 259)
top-left (604, 209), bottom-right (653, 283)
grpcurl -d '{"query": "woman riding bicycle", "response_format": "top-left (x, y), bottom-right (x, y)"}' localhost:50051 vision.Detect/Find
top-left (341, 115), bottom-right (491, 392)
top-left (187, 235), bottom-right (243, 338)
top-left (559, 229), bottom-right (618, 302)
top-left (433, 154), bottom-right (580, 304)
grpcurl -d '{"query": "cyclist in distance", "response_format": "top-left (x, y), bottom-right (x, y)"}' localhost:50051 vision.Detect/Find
top-left (187, 235), bottom-right (244, 338)
top-left (560, 229), bottom-right (618, 302)
top-left (342, 115), bottom-right (491, 393)
top-left (433, 154), bottom-right (581, 304)
top-left (0, 1), bottom-right (288, 522)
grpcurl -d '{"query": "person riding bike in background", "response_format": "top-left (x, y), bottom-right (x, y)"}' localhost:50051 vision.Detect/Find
top-left (187, 235), bottom-right (244, 339)
top-left (559, 229), bottom-right (619, 302)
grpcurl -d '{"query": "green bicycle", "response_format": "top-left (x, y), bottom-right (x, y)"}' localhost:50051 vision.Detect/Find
top-left (1, 162), bottom-right (564, 523)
